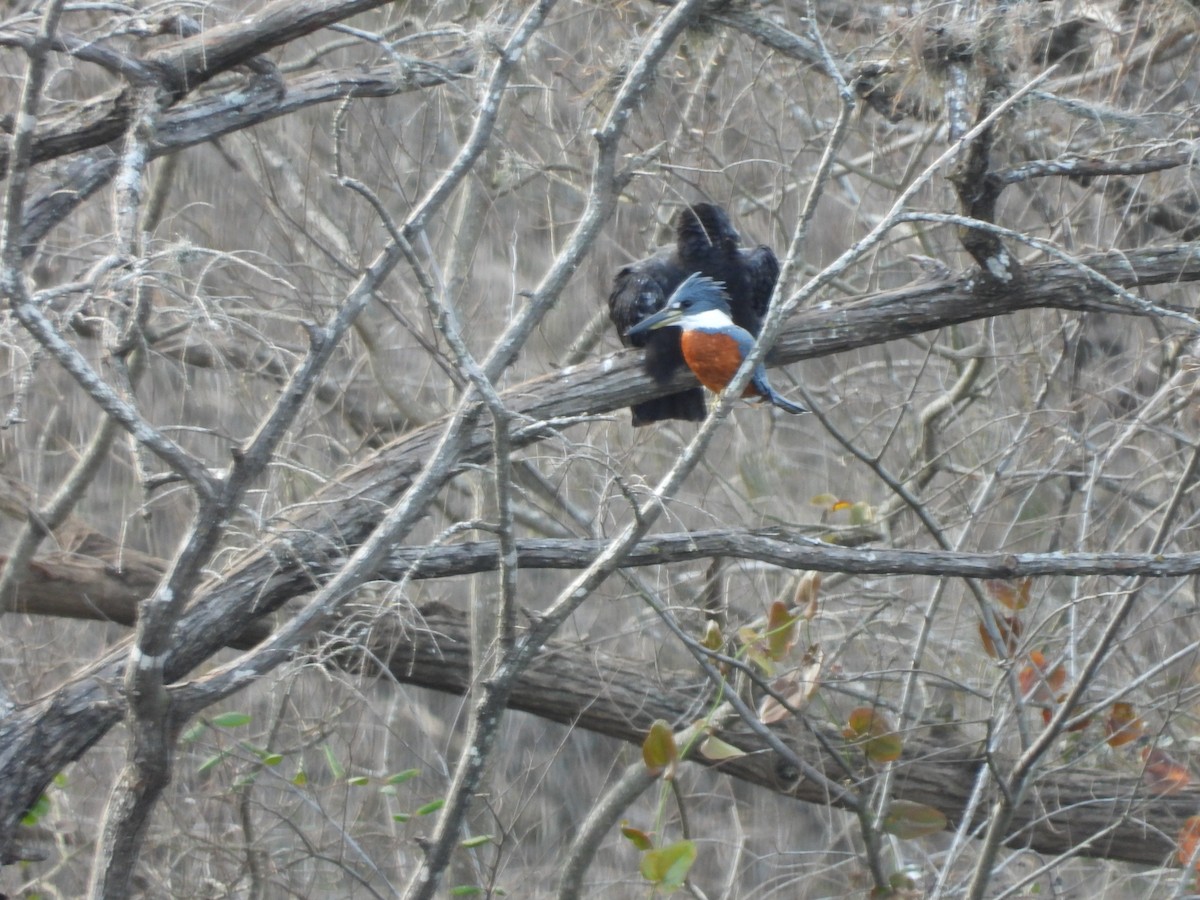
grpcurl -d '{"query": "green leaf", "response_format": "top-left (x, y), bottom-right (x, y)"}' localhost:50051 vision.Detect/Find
top-left (449, 887), bottom-right (483, 896)
top-left (20, 794), bottom-right (50, 826)
top-left (348, 775), bottom-right (370, 787)
top-left (181, 721), bottom-right (207, 743)
top-left (210, 711), bottom-right (252, 728)
top-left (197, 751), bottom-right (228, 776)
top-left (640, 839), bottom-right (697, 891)
top-left (393, 813), bottom-right (411, 823)
top-left (641, 720), bottom-right (678, 778)
top-left (322, 744), bottom-right (346, 780)
top-left (386, 768), bottom-right (420, 785)
top-left (262, 753), bottom-right (283, 766)
top-left (460, 834), bottom-right (493, 849)
top-left (292, 768), bottom-right (308, 786)
top-left (882, 800), bottom-right (948, 839)
top-left (416, 799), bottom-right (445, 816)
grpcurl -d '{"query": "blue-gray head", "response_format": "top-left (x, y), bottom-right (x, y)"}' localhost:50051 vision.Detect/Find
top-left (625, 273), bottom-right (732, 338)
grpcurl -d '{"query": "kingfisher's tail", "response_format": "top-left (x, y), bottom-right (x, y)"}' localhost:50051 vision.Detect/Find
top-left (766, 391), bottom-right (809, 415)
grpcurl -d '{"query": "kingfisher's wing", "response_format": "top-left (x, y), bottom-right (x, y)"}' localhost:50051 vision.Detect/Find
top-left (608, 252), bottom-right (706, 426)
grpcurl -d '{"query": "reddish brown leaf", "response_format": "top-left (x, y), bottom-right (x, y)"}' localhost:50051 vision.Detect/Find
top-left (985, 577), bottom-right (1033, 611)
top-left (1105, 702), bottom-right (1144, 748)
top-left (1142, 747), bottom-right (1192, 796)
top-left (766, 599), bottom-right (798, 661)
top-left (1178, 815), bottom-right (1200, 867)
top-left (1019, 650), bottom-right (1066, 704)
top-left (978, 615), bottom-right (1023, 659)
top-left (1040, 702), bottom-right (1093, 731)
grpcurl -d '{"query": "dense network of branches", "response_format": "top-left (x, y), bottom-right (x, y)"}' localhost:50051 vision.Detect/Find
top-left (2, 1), bottom-right (1200, 898)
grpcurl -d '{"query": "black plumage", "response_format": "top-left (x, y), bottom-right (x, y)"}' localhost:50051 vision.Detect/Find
top-left (608, 203), bottom-right (781, 426)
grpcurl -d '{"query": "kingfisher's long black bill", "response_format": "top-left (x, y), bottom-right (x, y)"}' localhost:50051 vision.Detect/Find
top-left (625, 306), bottom-right (682, 338)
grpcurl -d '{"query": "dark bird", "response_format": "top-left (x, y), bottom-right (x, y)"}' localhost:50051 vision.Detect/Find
top-left (608, 203), bottom-right (780, 425)
top-left (626, 273), bottom-right (808, 415)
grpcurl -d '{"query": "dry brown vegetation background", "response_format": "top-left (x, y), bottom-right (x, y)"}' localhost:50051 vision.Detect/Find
top-left (3, 0), bottom-right (1200, 897)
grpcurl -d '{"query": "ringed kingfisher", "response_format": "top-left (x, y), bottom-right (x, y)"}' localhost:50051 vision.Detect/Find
top-left (608, 203), bottom-right (780, 426)
top-left (625, 273), bottom-right (808, 416)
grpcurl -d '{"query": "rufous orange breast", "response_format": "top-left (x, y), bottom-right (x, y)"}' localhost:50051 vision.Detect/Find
top-left (680, 331), bottom-right (762, 398)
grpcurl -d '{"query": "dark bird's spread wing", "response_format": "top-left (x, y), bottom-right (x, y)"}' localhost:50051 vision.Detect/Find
top-left (740, 243), bottom-right (781, 328)
top-left (608, 202), bottom-right (781, 427)
top-left (675, 202), bottom-right (740, 264)
top-left (608, 252), bottom-right (706, 425)
top-left (674, 203), bottom-right (779, 336)
top-left (607, 253), bottom-right (674, 348)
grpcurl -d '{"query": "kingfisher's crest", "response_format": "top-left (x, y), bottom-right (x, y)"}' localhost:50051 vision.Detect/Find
top-left (625, 273), bottom-right (732, 338)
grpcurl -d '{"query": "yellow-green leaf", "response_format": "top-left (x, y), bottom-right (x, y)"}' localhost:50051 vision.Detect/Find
top-left (882, 800), bottom-right (948, 839)
top-left (699, 736), bottom-right (747, 761)
top-left (210, 711), bottom-right (252, 728)
top-left (642, 719), bottom-right (678, 778)
top-left (843, 707), bottom-right (903, 764)
top-left (322, 744), bottom-right (345, 780)
top-left (460, 834), bottom-right (493, 849)
top-left (844, 707), bottom-right (876, 738)
top-left (640, 839), bottom-right (697, 891)
top-left (620, 823), bottom-right (655, 851)
top-left (849, 501), bottom-right (875, 525)
top-left (866, 730), bottom-right (904, 764)
top-left (702, 620), bottom-right (723, 652)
